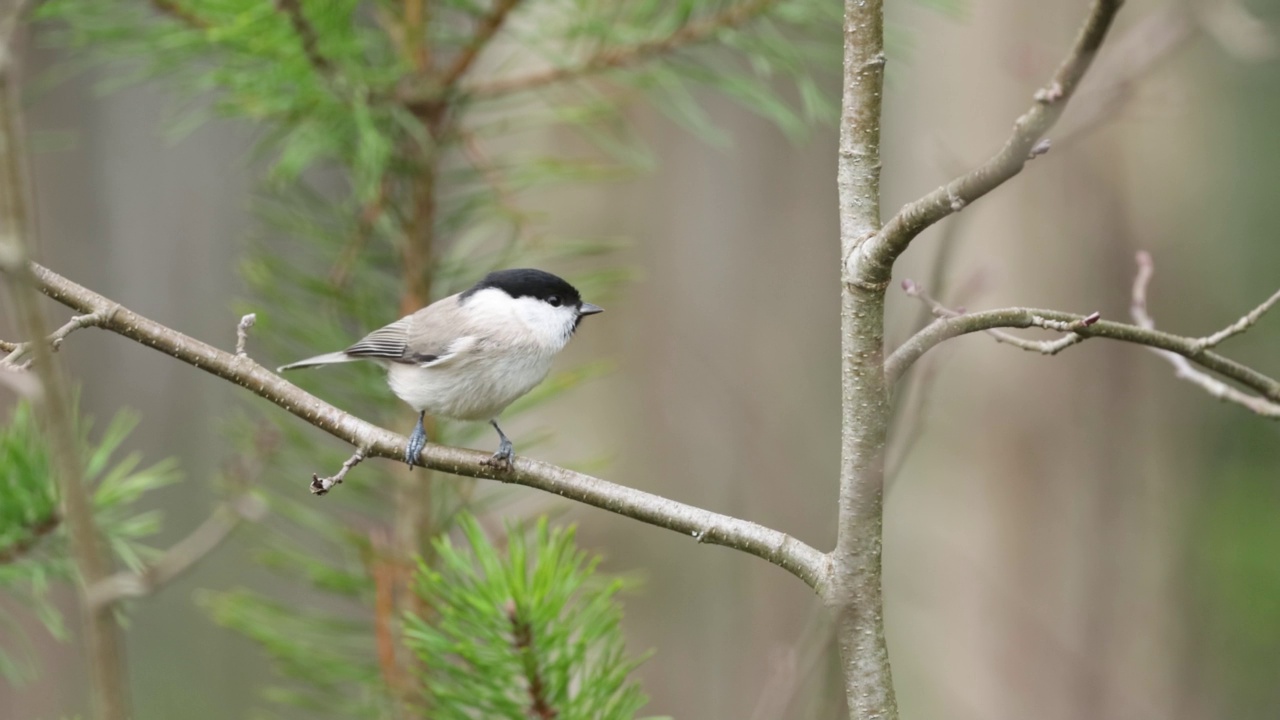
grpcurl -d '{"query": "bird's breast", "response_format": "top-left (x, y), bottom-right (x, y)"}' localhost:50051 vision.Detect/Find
top-left (386, 344), bottom-right (555, 421)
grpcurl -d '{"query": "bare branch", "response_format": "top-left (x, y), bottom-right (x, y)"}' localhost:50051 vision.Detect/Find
top-left (1, 308), bottom-right (113, 369)
top-left (1194, 286), bottom-right (1280, 351)
top-left (437, 0), bottom-right (523, 90)
top-left (856, 0), bottom-right (1125, 284)
top-left (1131, 251), bottom-right (1280, 418)
top-left (86, 493), bottom-right (266, 609)
top-left (18, 261), bottom-right (828, 591)
top-left (466, 0), bottom-right (777, 97)
top-left (311, 448), bottom-right (366, 495)
top-left (885, 302), bottom-right (1280, 408)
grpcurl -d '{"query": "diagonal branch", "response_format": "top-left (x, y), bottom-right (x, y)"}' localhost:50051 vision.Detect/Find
top-left (275, 0), bottom-right (333, 77)
top-left (437, 0), bottom-right (524, 90)
top-left (856, 0), bottom-right (1125, 284)
top-left (466, 0), bottom-right (776, 97)
top-left (20, 261), bottom-right (828, 592)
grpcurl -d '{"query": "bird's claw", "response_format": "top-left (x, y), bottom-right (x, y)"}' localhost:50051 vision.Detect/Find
top-left (405, 413), bottom-right (428, 469)
top-left (482, 437), bottom-right (515, 472)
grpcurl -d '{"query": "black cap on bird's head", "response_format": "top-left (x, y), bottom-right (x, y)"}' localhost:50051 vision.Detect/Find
top-left (462, 268), bottom-right (603, 316)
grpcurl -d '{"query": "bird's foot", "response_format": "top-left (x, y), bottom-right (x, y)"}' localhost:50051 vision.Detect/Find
top-left (405, 413), bottom-right (428, 468)
top-left (482, 436), bottom-right (515, 473)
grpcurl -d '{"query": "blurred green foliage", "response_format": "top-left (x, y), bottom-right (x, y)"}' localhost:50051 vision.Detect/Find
top-left (407, 515), bottom-right (655, 719)
top-left (0, 398), bottom-right (180, 682)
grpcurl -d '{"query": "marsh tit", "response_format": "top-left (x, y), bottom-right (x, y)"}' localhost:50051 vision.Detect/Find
top-left (278, 268), bottom-right (603, 470)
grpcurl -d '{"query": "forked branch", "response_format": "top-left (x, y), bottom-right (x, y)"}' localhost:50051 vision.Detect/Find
top-left (856, 0), bottom-right (1125, 284)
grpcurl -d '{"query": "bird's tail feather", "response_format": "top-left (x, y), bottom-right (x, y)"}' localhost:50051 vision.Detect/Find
top-left (277, 351), bottom-right (356, 372)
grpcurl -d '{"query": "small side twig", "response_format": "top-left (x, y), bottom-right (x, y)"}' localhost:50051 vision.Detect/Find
top-left (1131, 251), bottom-right (1280, 418)
top-left (902, 278), bottom-right (1101, 356)
top-left (1, 308), bottom-right (111, 369)
top-left (234, 313), bottom-right (256, 357)
top-left (466, 0), bottom-right (777, 97)
top-left (311, 449), bottom-right (367, 495)
top-left (1192, 285), bottom-right (1280, 351)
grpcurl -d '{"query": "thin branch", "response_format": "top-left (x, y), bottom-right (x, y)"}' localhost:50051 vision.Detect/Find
top-left (885, 303), bottom-right (1280, 406)
top-left (0, 308), bottom-right (111, 369)
top-left (857, 0), bottom-right (1125, 284)
top-left (1131, 251), bottom-right (1280, 418)
top-left (311, 448), bottom-right (366, 495)
top-left (1193, 286), bottom-right (1280, 351)
top-left (0, 513), bottom-right (60, 565)
top-left (86, 493), bottom-right (266, 609)
top-left (437, 0), bottom-right (523, 90)
top-left (466, 0), bottom-right (777, 97)
top-left (19, 261), bottom-right (828, 591)
top-left (275, 0), bottom-right (333, 76)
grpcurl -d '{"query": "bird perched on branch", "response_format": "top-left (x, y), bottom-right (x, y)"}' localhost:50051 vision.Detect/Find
top-left (279, 268), bottom-right (603, 470)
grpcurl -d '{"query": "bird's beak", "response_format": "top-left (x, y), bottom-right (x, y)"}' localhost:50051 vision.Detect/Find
top-left (579, 303), bottom-right (604, 316)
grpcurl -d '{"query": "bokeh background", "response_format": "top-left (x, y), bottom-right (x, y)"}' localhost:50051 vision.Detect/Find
top-left (3, 0), bottom-right (1279, 718)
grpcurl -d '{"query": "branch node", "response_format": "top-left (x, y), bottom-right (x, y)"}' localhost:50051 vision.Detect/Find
top-left (1034, 81), bottom-right (1065, 103)
top-left (1028, 138), bottom-right (1053, 159)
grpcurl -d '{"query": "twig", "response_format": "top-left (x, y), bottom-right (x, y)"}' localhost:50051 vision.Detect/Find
top-left (86, 493), bottom-right (266, 609)
top-left (14, 262), bottom-right (828, 590)
top-left (466, 0), bottom-right (777, 97)
top-left (311, 448), bottom-right (366, 495)
top-left (0, 513), bottom-right (60, 565)
top-left (437, 0), bottom-right (523, 89)
top-left (1193, 286), bottom-right (1280, 351)
top-left (903, 278), bottom-right (1101, 356)
top-left (1, 309), bottom-right (110, 369)
top-left (275, 0), bottom-right (333, 76)
top-left (1131, 251), bottom-right (1280, 418)
top-left (885, 303), bottom-right (1280, 408)
top-left (858, 0), bottom-right (1125, 284)
top-left (234, 313), bottom-right (256, 357)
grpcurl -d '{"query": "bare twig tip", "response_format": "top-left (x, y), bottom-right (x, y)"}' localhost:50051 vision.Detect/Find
top-left (1028, 138), bottom-right (1052, 159)
top-left (235, 313), bottom-right (256, 357)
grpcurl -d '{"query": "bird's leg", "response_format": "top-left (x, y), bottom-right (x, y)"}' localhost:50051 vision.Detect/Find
top-left (482, 419), bottom-right (515, 472)
top-left (405, 411), bottom-right (428, 468)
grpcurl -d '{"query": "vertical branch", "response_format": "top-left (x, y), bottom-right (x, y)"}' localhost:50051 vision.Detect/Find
top-left (0, 58), bottom-right (129, 720)
top-left (830, 1), bottom-right (898, 720)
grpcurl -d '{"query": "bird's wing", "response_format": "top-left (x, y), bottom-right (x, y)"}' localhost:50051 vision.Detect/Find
top-left (347, 294), bottom-right (486, 366)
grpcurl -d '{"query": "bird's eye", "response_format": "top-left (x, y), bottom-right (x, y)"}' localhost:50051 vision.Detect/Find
top-left (547, 295), bottom-right (562, 307)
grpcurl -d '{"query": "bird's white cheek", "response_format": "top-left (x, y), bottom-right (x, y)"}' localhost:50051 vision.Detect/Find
top-left (513, 300), bottom-right (578, 349)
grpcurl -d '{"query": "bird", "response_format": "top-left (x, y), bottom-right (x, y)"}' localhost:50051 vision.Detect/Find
top-left (278, 268), bottom-right (603, 470)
